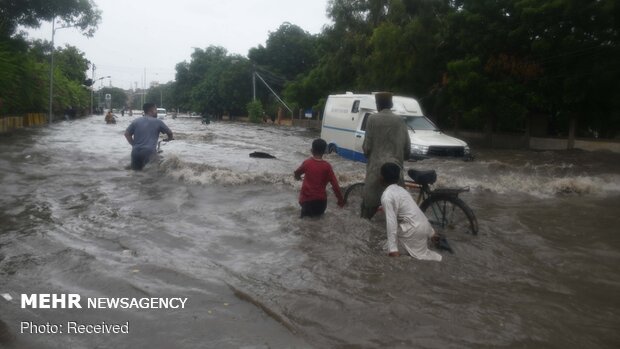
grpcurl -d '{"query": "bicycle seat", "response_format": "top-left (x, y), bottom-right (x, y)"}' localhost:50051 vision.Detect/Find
top-left (407, 169), bottom-right (437, 185)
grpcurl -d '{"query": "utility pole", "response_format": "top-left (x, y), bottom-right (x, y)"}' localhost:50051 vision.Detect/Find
top-left (255, 72), bottom-right (293, 114)
top-left (90, 75), bottom-right (111, 115)
top-left (48, 19), bottom-right (56, 124)
top-left (48, 17), bottom-right (78, 124)
top-left (142, 68), bottom-right (146, 106)
top-left (252, 66), bottom-right (256, 101)
top-left (90, 64), bottom-right (95, 116)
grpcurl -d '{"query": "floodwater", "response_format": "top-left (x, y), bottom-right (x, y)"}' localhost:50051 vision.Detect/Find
top-left (1, 115), bottom-right (619, 348)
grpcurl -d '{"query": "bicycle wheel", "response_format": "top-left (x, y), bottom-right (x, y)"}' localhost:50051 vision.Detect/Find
top-left (420, 195), bottom-right (478, 235)
top-left (344, 182), bottom-right (365, 215)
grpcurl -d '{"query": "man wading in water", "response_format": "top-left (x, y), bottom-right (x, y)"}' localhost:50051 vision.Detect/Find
top-left (361, 92), bottom-right (411, 219)
top-left (124, 102), bottom-right (174, 170)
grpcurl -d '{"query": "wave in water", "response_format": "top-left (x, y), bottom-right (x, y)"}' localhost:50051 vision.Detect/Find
top-left (159, 155), bottom-right (299, 187)
top-left (159, 156), bottom-right (620, 198)
top-left (436, 161), bottom-right (620, 197)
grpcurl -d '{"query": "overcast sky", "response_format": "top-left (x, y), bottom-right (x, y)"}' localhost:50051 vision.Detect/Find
top-left (26, 0), bottom-right (330, 90)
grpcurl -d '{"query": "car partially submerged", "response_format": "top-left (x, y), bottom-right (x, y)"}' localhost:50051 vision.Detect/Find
top-left (402, 114), bottom-right (470, 159)
top-left (156, 108), bottom-right (167, 120)
top-left (320, 93), bottom-right (471, 161)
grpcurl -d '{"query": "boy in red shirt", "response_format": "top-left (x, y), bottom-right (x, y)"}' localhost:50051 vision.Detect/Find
top-left (294, 139), bottom-right (345, 217)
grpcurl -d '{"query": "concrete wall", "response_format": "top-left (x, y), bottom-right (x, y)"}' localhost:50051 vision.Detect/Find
top-left (449, 130), bottom-right (620, 153)
top-left (222, 115), bottom-right (295, 126)
top-left (574, 139), bottom-right (620, 153)
top-left (529, 137), bottom-right (570, 150)
top-left (292, 119), bottom-right (321, 129)
top-left (0, 113), bottom-right (47, 133)
top-left (447, 131), bottom-right (528, 149)
top-left (531, 137), bottom-right (620, 153)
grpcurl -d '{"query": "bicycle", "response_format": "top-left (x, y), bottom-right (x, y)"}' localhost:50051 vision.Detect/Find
top-left (157, 137), bottom-right (173, 154)
top-left (344, 169), bottom-right (479, 235)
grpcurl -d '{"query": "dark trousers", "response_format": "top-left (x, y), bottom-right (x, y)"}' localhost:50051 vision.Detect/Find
top-left (300, 200), bottom-right (327, 218)
top-left (361, 202), bottom-right (379, 220)
top-left (131, 148), bottom-right (155, 170)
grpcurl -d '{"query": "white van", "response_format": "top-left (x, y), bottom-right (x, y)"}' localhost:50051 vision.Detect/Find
top-left (156, 108), bottom-right (167, 120)
top-left (320, 93), bottom-right (470, 161)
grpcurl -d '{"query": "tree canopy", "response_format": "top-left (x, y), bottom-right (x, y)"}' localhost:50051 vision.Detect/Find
top-left (248, 23), bottom-right (319, 81)
top-left (0, 38), bottom-right (92, 114)
top-left (161, 0), bottom-right (619, 138)
top-left (163, 23), bottom-right (321, 118)
top-left (168, 46), bottom-right (252, 117)
top-left (97, 86), bottom-right (127, 110)
top-left (279, 0), bottom-right (620, 138)
top-left (0, 0), bottom-right (101, 37)
top-left (4, 0), bottom-right (618, 138)
top-left (0, 0), bottom-right (101, 116)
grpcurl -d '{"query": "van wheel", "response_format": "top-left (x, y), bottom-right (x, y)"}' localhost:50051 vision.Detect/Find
top-left (328, 144), bottom-right (337, 154)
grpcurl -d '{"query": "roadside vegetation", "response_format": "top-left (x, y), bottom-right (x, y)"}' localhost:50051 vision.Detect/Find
top-left (0, 0), bottom-right (100, 116)
top-left (1, 0), bottom-right (618, 139)
top-left (168, 0), bottom-right (619, 139)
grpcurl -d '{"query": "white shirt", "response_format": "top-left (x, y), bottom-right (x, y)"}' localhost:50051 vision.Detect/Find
top-left (381, 184), bottom-right (442, 261)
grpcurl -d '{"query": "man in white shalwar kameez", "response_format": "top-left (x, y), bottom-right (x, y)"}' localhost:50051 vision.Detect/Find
top-left (380, 163), bottom-right (442, 261)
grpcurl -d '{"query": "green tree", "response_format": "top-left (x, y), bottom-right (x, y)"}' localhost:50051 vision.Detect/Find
top-left (0, 37), bottom-right (92, 115)
top-left (165, 0), bottom-right (620, 138)
top-left (515, 0), bottom-right (619, 138)
top-left (283, 66), bottom-right (332, 112)
top-left (172, 46), bottom-right (252, 118)
top-left (0, 38), bottom-right (47, 114)
top-left (246, 100), bottom-right (264, 123)
top-left (171, 62), bottom-right (192, 111)
top-left (55, 44), bottom-right (90, 83)
top-left (284, 0), bottom-right (450, 113)
top-left (97, 87), bottom-right (127, 110)
top-left (441, 0), bottom-right (619, 138)
top-left (249, 22), bottom-right (319, 81)
top-left (247, 22), bottom-right (323, 116)
top-left (0, 0), bottom-right (100, 116)
top-left (145, 82), bottom-right (176, 110)
top-left (52, 45), bottom-right (91, 113)
top-left (0, 0), bottom-right (101, 38)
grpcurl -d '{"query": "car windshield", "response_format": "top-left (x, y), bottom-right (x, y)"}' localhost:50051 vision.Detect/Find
top-left (157, 109), bottom-right (166, 114)
top-left (404, 116), bottom-right (437, 131)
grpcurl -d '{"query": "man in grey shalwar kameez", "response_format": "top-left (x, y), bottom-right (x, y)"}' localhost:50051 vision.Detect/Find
top-left (361, 92), bottom-right (411, 219)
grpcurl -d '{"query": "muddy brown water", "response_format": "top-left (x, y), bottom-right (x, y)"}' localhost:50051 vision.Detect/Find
top-left (1, 116), bottom-right (619, 348)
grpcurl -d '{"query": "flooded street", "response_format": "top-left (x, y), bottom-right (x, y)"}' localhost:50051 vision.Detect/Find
top-left (1, 115), bottom-right (619, 348)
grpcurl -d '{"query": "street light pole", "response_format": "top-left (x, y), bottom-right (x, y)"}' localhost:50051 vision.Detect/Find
top-left (48, 17), bottom-right (78, 124)
top-left (48, 19), bottom-right (56, 124)
top-left (90, 76), bottom-right (111, 114)
top-left (90, 64), bottom-right (95, 116)
top-left (252, 64), bottom-right (256, 101)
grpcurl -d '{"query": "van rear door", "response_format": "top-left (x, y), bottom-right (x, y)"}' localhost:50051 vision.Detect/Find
top-left (353, 112), bottom-right (371, 160)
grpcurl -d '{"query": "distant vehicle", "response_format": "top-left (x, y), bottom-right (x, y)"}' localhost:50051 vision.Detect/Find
top-left (157, 108), bottom-right (167, 120)
top-left (321, 93), bottom-right (471, 161)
